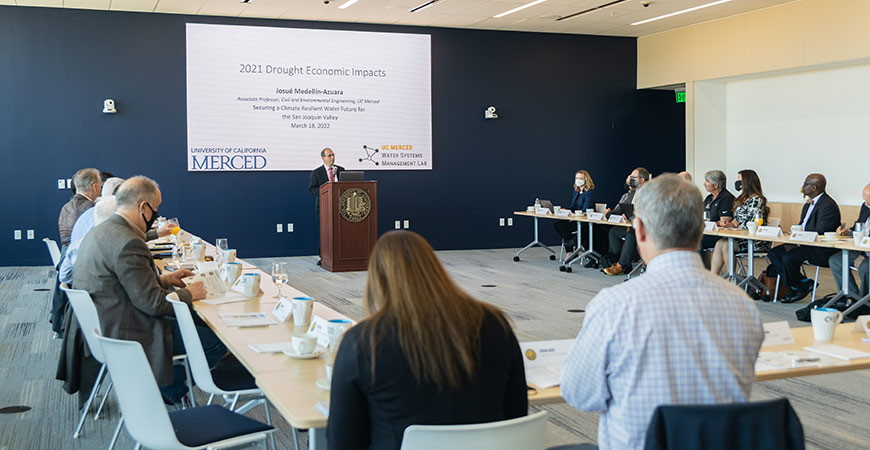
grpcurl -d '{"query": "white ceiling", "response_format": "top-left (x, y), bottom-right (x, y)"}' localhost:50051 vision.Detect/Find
top-left (4, 0), bottom-right (797, 37)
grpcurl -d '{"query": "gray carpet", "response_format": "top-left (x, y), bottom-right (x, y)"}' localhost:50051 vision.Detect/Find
top-left (1, 249), bottom-right (868, 449)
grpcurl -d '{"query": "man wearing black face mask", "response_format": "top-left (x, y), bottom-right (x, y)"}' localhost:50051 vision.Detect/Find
top-left (74, 176), bottom-right (227, 404)
top-left (602, 168), bottom-right (651, 275)
top-left (767, 173), bottom-right (841, 303)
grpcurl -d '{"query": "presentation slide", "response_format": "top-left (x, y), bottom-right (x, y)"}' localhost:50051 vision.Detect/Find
top-left (186, 23), bottom-right (432, 172)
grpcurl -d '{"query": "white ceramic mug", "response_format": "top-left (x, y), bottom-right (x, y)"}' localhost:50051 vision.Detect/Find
top-left (327, 319), bottom-right (353, 351)
top-left (746, 221), bottom-right (759, 235)
top-left (855, 230), bottom-right (867, 246)
top-left (291, 333), bottom-right (317, 355)
top-left (824, 231), bottom-right (837, 241)
top-left (586, 208), bottom-right (594, 216)
top-left (222, 248), bottom-right (237, 264)
top-left (526, 206), bottom-right (534, 212)
top-left (790, 225), bottom-right (803, 234)
top-left (237, 273), bottom-right (261, 297)
top-left (325, 363), bottom-right (334, 382)
top-left (221, 262), bottom-right (242, 286)
top-left (553, 206), bottom-right (562, 214)
top-left (810, 307), bottom-right (843, 342)
top-left (191, 242), bottom-right (206, 261)
top-left (292, 297), bottom-right (315, 327)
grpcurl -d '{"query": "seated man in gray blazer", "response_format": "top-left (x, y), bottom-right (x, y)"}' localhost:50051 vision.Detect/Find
top-left (73, 176), bottom-right (223, 404)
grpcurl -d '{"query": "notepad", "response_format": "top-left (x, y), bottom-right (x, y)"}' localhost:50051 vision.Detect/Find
top-left (804, 344), bottom-right (870, 361)
top-left (248, 342), bottom-right (293, 354)
top-left (219, 312), bottom-right (275, 328)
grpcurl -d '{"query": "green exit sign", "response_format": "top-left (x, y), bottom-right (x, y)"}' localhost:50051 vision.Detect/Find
top-left (676, 91), bottom-right (686, 103)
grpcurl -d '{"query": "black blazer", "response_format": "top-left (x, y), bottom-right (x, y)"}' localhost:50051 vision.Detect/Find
top-left (851, 204), bottom-right (870, 230)
top-left (327, 312), bottom-right (529, 450)
top-left (308, 165), bottom-right (345, 196)
top-left (799, 193), bottom-right (841, 234)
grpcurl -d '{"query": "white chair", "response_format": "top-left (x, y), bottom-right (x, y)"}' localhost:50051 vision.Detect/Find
top-left (59, 283), bottom-right (120, 448)
top-left (44, 237), bottom-right (61, 268)
top-left (167, 294), bottom-right (288, 450)
top-left (399, 411), bottom-right (548, 450)
top-left (93, 332), bottom-right (274, 450)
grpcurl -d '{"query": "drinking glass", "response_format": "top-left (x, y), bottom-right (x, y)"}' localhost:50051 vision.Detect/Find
top-left (215, 238), bottom-right (228, 265)
top-left (272, 262), bottom-right (288, 299)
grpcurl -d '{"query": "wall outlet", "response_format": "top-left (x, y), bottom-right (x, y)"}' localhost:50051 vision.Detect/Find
top-left (287, 223), bottom-right (294, 232)
top-left (57, 179), bottom-right (66, 189)
top-left (394, 220), bottom-right (401, 229)
top-left (403, 220), bottom-right (410, 229)
top-left (276, 223), bottom-right (283, 233)
top-left (67, 179), bottom-right (72, 189)
top-left (499, 218), bottom-right (505, 226)
top-left (26, 230), bottom-right (34, 240)
top-left (507, 218), bottom-right (513, 226)
top-left (14, 230), bottom-right (22, 240)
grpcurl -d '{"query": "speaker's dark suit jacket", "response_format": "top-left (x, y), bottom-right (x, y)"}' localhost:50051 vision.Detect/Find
top-left (799, 192), bottom-right (841, 234)
top-left (309, 164), bottom-right (345, 213)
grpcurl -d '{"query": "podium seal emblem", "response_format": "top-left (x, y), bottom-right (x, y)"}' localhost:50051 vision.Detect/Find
top-left (339, 188), bottom-right (371, 223)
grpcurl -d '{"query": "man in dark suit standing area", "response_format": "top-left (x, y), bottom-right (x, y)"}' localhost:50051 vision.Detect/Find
top-left (768, 173), bottom-right (841, 303)
top-left (308, 148), bottom-right (344, 266)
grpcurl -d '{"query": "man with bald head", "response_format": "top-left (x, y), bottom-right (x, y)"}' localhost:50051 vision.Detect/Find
top-left (74, 176), bottom-right (224, 404)
top-left (768, 173), bottom-right (841, 303)
top-left (828, 183), bottom-right (870, 298)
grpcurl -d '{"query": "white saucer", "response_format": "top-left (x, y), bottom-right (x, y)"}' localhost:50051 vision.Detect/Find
top-left (283, 345), bottom-right (326, 359)
top-left (316, 377), bottom-right (331, 391)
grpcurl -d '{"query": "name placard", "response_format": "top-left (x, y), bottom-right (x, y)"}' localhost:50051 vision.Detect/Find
top-left (607, 215), bottom-right (625, 224)
top-left (756, 226), bottom-right (783, 237)
top-left (860, 236), bottom-right (870, 248)
top-left (587, 212), bottom-right (604, 221)
top-left (704, 221), bottom-right (718, 232)
top-left (790, 231), bottom-right (820, 243)
top-left (271, 297), bottom-right (293, 322)
top-left (535, 207), bottom-right (550, 215)
top-left (557, 209), bottom-right (572, 217)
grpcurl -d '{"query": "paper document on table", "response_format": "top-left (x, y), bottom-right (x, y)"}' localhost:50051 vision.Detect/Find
top-left (761, 321), bottom-right (795, 348)
top-left (755, 351), bottom-right (842, 373)
top-left (804, 345), bottom-right (870, 361)
top-left (248, 341), bottom-right (293, 354)
top-left (519, 339), bottom-right (573, 389)
top-left (219, 312), bottom-right (275, 328)
top-left (199, 291), bottom-right (250, 305)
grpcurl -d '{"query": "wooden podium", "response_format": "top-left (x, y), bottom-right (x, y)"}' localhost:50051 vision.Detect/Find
top-left (320, 181), bottom-right (378, 272)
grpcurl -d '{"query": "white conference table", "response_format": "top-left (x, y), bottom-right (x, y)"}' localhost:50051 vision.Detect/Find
top-left (513, 210), bottom-right (631, 272)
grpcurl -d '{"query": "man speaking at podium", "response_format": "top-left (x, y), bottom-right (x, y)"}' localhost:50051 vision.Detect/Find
top-left (309, 148), bottom-right (345, 266)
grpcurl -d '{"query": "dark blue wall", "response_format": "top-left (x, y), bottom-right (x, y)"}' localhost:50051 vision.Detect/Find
top-left (0, 6), bottom-right (684, 266)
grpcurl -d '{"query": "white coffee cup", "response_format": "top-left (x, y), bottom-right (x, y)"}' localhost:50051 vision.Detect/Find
top-left (291, 333), bottom-right (317, 355)
top-left (191, 242), bottom-right (206, 261)
top-left (790, 225), bottom-right (803, 234)
top-left (526, 206), bottom-right (534, 212)
top-left (553, 206), bottom-right (562, 214)
top-left (810, 307), bottom-right (843, 342)
top-left (237, 273), bottom-right (261, 297)
top-left (221, 262), bottom-right (242, 286)
top-left (292, 297), bottom-right (315, 327)
top-left (824, 231), bottom-right (837, 241)
top-left (746, 221), bottom-right (759, 235)
top-left (327, 319), bottom-right (353, 351)
top-left (574, 210), bottom-right (583, 217)
top-left (325, 363), bottom-right (334, 382)
top-left (854, 230), bottom-right (867, 246)
top-left (222, 248), bottom-right (237, 264)
top-left (586, 208), bottom-right (594, 216)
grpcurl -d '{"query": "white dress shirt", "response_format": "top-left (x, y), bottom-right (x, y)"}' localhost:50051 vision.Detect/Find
top-left (560, 251), bottom-right (764, 450)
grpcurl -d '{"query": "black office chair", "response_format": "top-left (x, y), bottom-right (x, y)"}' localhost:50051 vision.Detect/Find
top-left (644, 398), bottom-right (805, 450)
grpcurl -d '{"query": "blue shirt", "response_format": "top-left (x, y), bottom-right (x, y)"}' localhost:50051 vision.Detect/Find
top-left (58, 208), bottom-right (96, 284)
top-left (560, 251), bottom-right (763, 450)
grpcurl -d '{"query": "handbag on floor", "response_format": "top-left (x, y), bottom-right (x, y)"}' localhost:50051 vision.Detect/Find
top-left (757, 265), bottom-right (788, 301)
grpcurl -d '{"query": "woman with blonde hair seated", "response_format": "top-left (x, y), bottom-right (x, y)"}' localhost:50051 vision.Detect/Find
top-left (327, 231), bottom-right (528, 450)
top-left (710, 169), bottom-right (771, 275)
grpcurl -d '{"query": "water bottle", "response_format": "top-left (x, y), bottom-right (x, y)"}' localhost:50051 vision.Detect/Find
top-left (754, 211), bottom-right (763, 227)
top-left (534, 198), bottom-right (541, 209)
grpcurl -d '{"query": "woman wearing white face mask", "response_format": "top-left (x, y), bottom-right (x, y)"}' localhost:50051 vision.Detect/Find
top-left (554, 170), bottom-right (596, 253)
